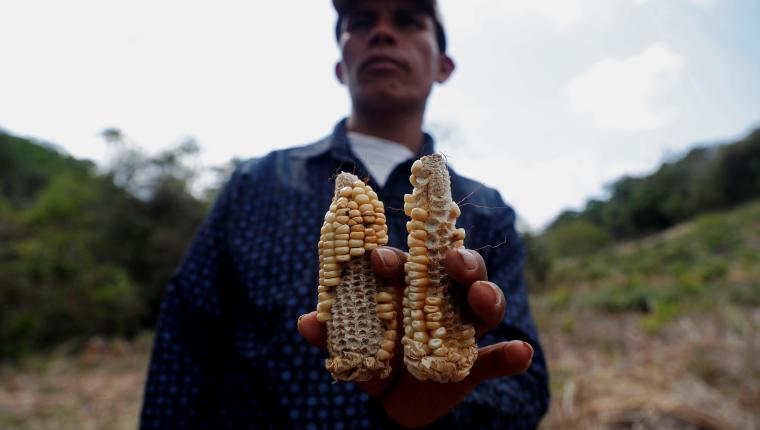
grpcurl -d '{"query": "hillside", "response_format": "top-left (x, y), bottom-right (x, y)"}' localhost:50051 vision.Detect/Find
top-left (1, 202), bottom-right (757, 428)
top-left (534, 201), bottom-right (760, 428)
top-left (0, 132), bottom-right (208, 360)
top-left (547, 128), bottom-right (760, 241)
top-left (0, 133), bottom-right (94, 207)
top-left (2, 126), bottom-right (760, 427)
top-left (541, 200), bottom-right (760, 324)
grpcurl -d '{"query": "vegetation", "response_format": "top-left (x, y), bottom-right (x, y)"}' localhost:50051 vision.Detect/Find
top-left (0, 131), bottom-right (214, 360)
top-left (520, 130), bottom-right (760, 427)
top-left (546, 129), bottom-right (760, 240)
top-left (2, 125), bottom-right (759, 363)
top-left (2, 126), bottom-right (760, 428)
top-left (526, 128), bottom-right (760, 297)
top-left (523, 128), bottom-right (760, 334)
top-left (535, 202), bottom-right (760, 328)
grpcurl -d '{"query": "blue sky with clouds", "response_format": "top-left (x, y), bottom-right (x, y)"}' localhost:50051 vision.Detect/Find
top-left (1, 0), bottom-right (758, 229)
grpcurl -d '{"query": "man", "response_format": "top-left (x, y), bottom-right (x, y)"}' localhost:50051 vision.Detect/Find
top-left (140, 0), bottom-right (549, 428)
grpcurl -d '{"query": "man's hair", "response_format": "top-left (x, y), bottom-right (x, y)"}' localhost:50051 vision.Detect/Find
top-left (333, 1), bottom-right (447, 53)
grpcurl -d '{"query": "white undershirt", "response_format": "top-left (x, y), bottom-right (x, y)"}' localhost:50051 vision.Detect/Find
top-left (347, 131), bottom-right (415, 187)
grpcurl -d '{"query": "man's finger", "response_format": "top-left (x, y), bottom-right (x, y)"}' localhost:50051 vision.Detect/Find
top-left (297, 311), bottom-right (327, 350)
top-left (371, 247), bottom-right (407, 281)
top-left (445, 248), bottom-right (488, 285)
top-left (467, 341), bottom-right (533, 385)
top-left (468, 281), bottom-right (506, 338)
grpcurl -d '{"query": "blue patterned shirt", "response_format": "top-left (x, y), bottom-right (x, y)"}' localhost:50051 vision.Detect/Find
top-left (140, 119), bottom-right (550, 429)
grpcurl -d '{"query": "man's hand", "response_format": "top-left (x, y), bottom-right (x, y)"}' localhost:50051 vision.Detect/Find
top-left (298, 247), bottom-right (534, 428)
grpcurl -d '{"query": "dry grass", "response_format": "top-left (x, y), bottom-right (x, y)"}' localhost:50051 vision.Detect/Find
top-left (0, 335), bottom-right (151, 430)
top-left (537, 306), bottom-right (760, 429)
top-left (0, 308), bottom-right (758, 429)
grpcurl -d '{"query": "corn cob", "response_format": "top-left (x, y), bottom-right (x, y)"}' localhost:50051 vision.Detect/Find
top-left (317, 173), bottom-right (397, 381)
top-left (401, 154), bottom-right (478, 382)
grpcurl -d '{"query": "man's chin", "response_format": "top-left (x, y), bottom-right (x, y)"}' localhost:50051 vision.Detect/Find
top-left (353, 89), bottom-right (421, 113)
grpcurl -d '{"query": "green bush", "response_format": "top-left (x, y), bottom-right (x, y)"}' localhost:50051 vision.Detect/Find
top-left (694, 215), bottom-right (741, 255)
top-left (728, 281), bottom-right (760, 306)
top-left (545, 128), bottom-right (760, 241)
top-left (697, 258), bottom-right (729, 282)
top-left (544, 287), bottom-right (574, 310)
top-left (0, 226), bottom-right (144, 359)
top-left (544, 220), bottom-right (612, 256)
top-left (523, 232), bottom-right (554, 289)
top-left (641, 301), bottom-right (682, 332)
top-left (0, 132), bottom-right (209, 360)
top-left (584, 280), bottom-right (655, 313)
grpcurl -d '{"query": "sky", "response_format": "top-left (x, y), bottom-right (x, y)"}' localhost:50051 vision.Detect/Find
top-left (1, 0), bottom-right (759, 230)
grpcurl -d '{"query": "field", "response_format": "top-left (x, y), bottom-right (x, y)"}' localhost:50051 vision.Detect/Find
top-left (0, 335), bottom-right (151, 430)
top-left (537, 202), bottom-right (760, 429)
top-left (2, 203), bottom-right (759, 429)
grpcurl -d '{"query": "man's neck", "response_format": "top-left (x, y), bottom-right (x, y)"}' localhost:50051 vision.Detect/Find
top-left (346, 110), bottom-right (425, 154)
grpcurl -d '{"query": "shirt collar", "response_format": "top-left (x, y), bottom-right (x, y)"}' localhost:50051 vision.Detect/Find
top-left (291, 118), bottom-right (436, 161)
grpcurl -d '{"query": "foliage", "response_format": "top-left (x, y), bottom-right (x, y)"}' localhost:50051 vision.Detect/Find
top-left (536, 200), bottom-right (760, 331)
top-left (0, 130), bottom-right (213, 360)
top-left (3, 126), bottom-right (759, 359)
top-left (523, 232), bottom-right (553, 290)
top-left (714, 129), bottom-right (760, 206)
top-left (546, 129), bottom-right (760, 247)
top-left (0, 134), bottom-right (94, 206)
top-left (543, 219), bottom-right (612, 256)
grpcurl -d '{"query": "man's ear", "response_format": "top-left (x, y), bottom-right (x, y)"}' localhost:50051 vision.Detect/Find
top-left (436, 54), bottom-right (456, 84)
top-left (335, 62), bottom-right (347, 85)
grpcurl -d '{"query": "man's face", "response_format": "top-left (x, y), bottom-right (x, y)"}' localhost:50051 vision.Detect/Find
top-left (336, 0), bottom-right (454, 113)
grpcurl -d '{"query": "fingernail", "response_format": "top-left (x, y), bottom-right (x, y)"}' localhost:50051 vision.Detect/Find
top-left (377, 248), bottom-right (397, 268)
top-left (297, 315), bottom-right (304, 335)
top-left (523, 342), bottom-right (534, 370)
top-left (457, 248), bottom-right (478, 271)
top-left (491, 283), bottom-right (503, 310)
top-left (522, 341), bottom-right (534, 358)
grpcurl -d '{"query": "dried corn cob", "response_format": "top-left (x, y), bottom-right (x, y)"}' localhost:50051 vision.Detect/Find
top-left (401, 154), bottom-right (478, 382)
top-left (317, 173), bottom-right (397, 381)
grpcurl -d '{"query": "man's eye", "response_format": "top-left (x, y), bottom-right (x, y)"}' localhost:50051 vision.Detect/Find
top-left (347, 16), bottom-right (373, 31)
top-left (395, 12), bottom-right (425, 28)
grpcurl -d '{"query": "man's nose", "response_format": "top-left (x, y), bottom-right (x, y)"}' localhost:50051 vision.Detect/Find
top-left (368, 18), bottom-right (398, 47)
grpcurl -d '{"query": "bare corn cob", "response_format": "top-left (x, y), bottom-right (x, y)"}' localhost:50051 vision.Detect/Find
top-left (401, 154), bottom-right (478, 382)
top-left (317, 173), bottom-right (397, 381)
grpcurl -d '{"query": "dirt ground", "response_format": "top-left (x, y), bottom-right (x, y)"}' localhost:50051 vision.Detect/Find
top-left (536, 306), bottom-right (760, 429)
top-left (1, 307), bottom-right (758, 429)
top-left (0, 336), bottom-right (150, 430)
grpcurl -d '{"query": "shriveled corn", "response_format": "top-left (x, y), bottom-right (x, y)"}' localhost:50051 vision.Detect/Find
top-left (402, 154), bottom-right (478, 382)
top-left (317, 173), bottom-right (396, 381)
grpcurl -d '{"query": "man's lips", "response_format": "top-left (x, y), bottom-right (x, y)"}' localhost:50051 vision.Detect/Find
top-left (360, 55), bottom-right (407, 73)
